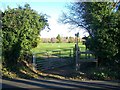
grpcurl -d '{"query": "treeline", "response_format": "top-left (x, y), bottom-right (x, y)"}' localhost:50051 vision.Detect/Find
top-left (40, 36), bottom-right (82, 43)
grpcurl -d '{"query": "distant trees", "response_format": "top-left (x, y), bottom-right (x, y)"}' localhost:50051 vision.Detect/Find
top-left (51, 38), bottom-right (56, 43)
top-left (60, 2), bottom-right (120, 67)
top-left (2, 4), bottom-right (48, 67)
top-left (40, 36), bottom-right (82, 43)
top-left (68, 36), bottom-right (74, 43)
top-left (56, 34), bottom-right (61, 43)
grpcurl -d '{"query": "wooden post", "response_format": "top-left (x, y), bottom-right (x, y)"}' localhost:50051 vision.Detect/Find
top-left (33, 54), bottom-right (36, 71)
top-left (85, 51), bottom-right (87, 59)
top-left (75, 32), bottom-right (79, 71)
top-left (46, 51), bottom-right (49, 58)
top-left (75, 49), bottom-right (78, 71)
top-left (88, 53), bottom-right (90, 59)
top-left (75, 44), bottom-right (79, 71)
top-left (70, 49), bottom-right (71, 57)
top-left (73, 48), bottom-right (75, 64)
top-left (59, 51), bottom-right (61, 58)
top-left (96, 58), bottom-right (98, 68)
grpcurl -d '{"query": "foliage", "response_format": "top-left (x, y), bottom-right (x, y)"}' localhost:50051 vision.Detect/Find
top-left (86, 67), bottom-right (120, 80)
top-left (68, 36), bottom-right (74, 43)
top-left (41, 37), bottom-right (81, 43)
top-left (2, 4), bottom-right (48, 67)
top-left (60, 2), bottom-right (120, 67)
top-left (56, 34), bottom-right (61, 43)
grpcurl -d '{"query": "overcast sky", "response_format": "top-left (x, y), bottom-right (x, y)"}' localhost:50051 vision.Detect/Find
top-left (0, 0), bottom-right (90, 38)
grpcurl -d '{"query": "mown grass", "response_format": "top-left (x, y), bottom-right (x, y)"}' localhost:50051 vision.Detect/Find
top-left (31, 43), bottom-right (86, 61)
top-left (31, 43), bottom-right (96, 61)
top-left (31, 43), bottom-right (86, 53)
top-left (30, 43), bottom-right (86, 71)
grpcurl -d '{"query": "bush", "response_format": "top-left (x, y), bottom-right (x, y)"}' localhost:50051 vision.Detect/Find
top-left (87, 67), bottom-right (120, 80)
top-left (2, 4), bottom-right (48, 68)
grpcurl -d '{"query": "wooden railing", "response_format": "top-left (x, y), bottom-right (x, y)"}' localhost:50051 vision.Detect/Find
top-left (75, 49), bottom-right (98, 70)
top-left (79, 50), bottom-right (97, 62)
top-left (32, 46), bottom-right (98, 71)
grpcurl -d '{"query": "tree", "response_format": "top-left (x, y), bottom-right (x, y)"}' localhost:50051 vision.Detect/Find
top-left (56, 34), bottom-right (61, 43)
top-left (68, 36), bottom-right (74, 43)
top-left (2, 4), bottom-right (48, 67)
top-left (60, 2), bottom-right (120, 67)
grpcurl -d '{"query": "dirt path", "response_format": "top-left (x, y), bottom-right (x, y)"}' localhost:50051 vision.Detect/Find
top-left (42, 65), bottom-right (78, 77)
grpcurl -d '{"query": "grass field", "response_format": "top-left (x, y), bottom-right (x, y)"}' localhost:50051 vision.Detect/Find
top-left (31, 43), bottom-right (96, 72)
top-left (31, 43), bottom-right (86, 61)
top-left (31, 43), bottom-right (86, 54)
top-left (31, 43), bottom-right (86, 59)
top-left (31, 43), bottom-right (86, 70)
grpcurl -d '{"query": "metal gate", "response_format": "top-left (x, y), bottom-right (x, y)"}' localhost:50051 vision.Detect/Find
top-left (33, 48), bottom-right (74, 71)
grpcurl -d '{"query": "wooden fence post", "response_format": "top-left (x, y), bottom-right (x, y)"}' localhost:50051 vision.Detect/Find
top-left (75, 44), bottom-right (79, 71)
top-left (59, 51), bottom-right (61, 58)
top-left (46, 51), bottom-right (49, 58)
top-left (33, 54), bottom-right (36, 71)
top-left (69, 49), bottom-right (71, 57)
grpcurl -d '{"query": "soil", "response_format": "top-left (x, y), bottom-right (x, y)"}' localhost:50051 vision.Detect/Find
top-left (42, 65), bottom-right (86, 79)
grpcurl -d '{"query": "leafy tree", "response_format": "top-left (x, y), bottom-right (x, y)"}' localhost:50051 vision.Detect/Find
top-left (60, 2), bottom-right (120, 67)
top-left (2, 4), bottom-right (48, 67)
top-left (68, 36), bottom-right (74, 43)
top-left (56, 34), bottom-right (61, 43)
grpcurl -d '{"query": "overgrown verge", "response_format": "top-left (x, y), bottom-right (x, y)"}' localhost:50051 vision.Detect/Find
top-left (2, 60), bottom-right (38, 79)
top-left (2, 59), bottom-right (120, 81)
top-left (2, 60), bottom-right (66, 80)
top-left (85, 67), bottom-right (120, 80)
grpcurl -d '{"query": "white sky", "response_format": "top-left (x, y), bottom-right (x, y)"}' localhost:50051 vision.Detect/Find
top-left (0, 0), bottom-right (89, 38)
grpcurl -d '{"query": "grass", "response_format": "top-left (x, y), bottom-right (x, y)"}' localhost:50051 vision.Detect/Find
top-left (30, 43), bottom-right (86, 71)
top-left (31, 43), bottom-right (96, 61)
top-left (31, 43), bottom-right (97, 63)
top-left (3, 42), bottom-right (118, 80)
top-left (31, 43), bottom-right (86, 53)
top-left (30, 43), bottom-right (101, 80)
top-left (2, 60), bottom-right (65, 80)
top-left (31, 42), bottom-right (86, 61)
